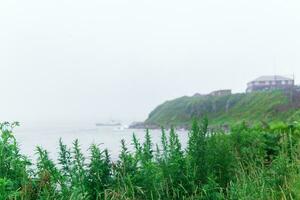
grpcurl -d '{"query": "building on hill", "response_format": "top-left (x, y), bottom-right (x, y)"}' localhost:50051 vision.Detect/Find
top-left (209, 89), bottom-right (232, 96)
top-left (246, 75), bottom-right (294, 93)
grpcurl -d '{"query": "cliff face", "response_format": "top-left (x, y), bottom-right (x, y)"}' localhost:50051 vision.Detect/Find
top-left (145, 90), bottom-right (300, 127)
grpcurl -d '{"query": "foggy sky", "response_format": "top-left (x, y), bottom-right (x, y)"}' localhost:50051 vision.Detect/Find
top-left (0, 0), bottom-right (300, 124)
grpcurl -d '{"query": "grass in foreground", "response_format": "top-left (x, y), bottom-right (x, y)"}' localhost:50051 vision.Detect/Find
top-left (1, 120), bottom-right (300, 199)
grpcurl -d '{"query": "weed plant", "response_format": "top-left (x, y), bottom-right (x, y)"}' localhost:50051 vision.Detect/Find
top-left (1, 120), bottom-right (300, 199)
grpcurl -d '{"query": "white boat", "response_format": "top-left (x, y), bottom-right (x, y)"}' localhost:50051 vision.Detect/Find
top-left (96, 120), bottom-right (121, 127)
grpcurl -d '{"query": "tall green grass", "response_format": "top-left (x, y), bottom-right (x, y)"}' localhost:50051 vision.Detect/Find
top-left (1, 120), bottom-right (300, 200)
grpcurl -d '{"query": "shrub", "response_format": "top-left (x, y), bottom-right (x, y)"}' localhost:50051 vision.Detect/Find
top-left (0, 120), bottom-right (299, 199)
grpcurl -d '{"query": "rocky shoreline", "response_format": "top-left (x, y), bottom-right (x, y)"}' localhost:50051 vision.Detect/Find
top-left (129, 122), bottom-right (160, 130)
top-left (129, 122), bottom-right (189, 130)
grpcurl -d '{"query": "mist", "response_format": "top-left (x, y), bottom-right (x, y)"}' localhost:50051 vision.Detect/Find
top-left (0, 0), bottom-right (300, 124)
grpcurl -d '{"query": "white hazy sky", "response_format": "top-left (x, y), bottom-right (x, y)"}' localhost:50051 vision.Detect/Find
top-left (0, 0), bottom-right (300, 124)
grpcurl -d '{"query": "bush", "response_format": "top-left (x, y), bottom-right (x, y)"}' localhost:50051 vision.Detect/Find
top-left (0, 120), bottom-right (299, 199)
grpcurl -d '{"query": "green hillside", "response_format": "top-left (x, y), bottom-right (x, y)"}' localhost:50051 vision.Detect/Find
top-left (145, 90), bottom-right (300, 127)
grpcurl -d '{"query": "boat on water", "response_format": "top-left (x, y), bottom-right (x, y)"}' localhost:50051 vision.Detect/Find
top-left (96, 120), bottom-right (122, 127)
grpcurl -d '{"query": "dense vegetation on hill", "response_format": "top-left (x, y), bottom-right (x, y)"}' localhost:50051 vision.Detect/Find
top-left (1, 120), bottom-right (300, 199)
top-left (145, 90), bottom-right (300, 128)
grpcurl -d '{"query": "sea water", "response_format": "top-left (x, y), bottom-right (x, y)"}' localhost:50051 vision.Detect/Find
top-left (14, 123), bottom-right (188, 162)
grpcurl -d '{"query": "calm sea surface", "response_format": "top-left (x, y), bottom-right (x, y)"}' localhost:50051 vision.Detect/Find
top-left (14, 123), bottom-right (188, 162)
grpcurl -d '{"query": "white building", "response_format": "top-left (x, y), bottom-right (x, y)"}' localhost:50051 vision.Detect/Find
top-left (246, 75), bottom-right (294, 93)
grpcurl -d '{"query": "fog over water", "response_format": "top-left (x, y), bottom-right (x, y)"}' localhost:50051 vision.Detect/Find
top-left (14, 125), bottom-right (188, 160)
top-left (0, 0), bottom-right (300, 126)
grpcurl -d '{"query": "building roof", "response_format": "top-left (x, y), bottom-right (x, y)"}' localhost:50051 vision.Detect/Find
top-left (251, 75), bottom-right (293, 82)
